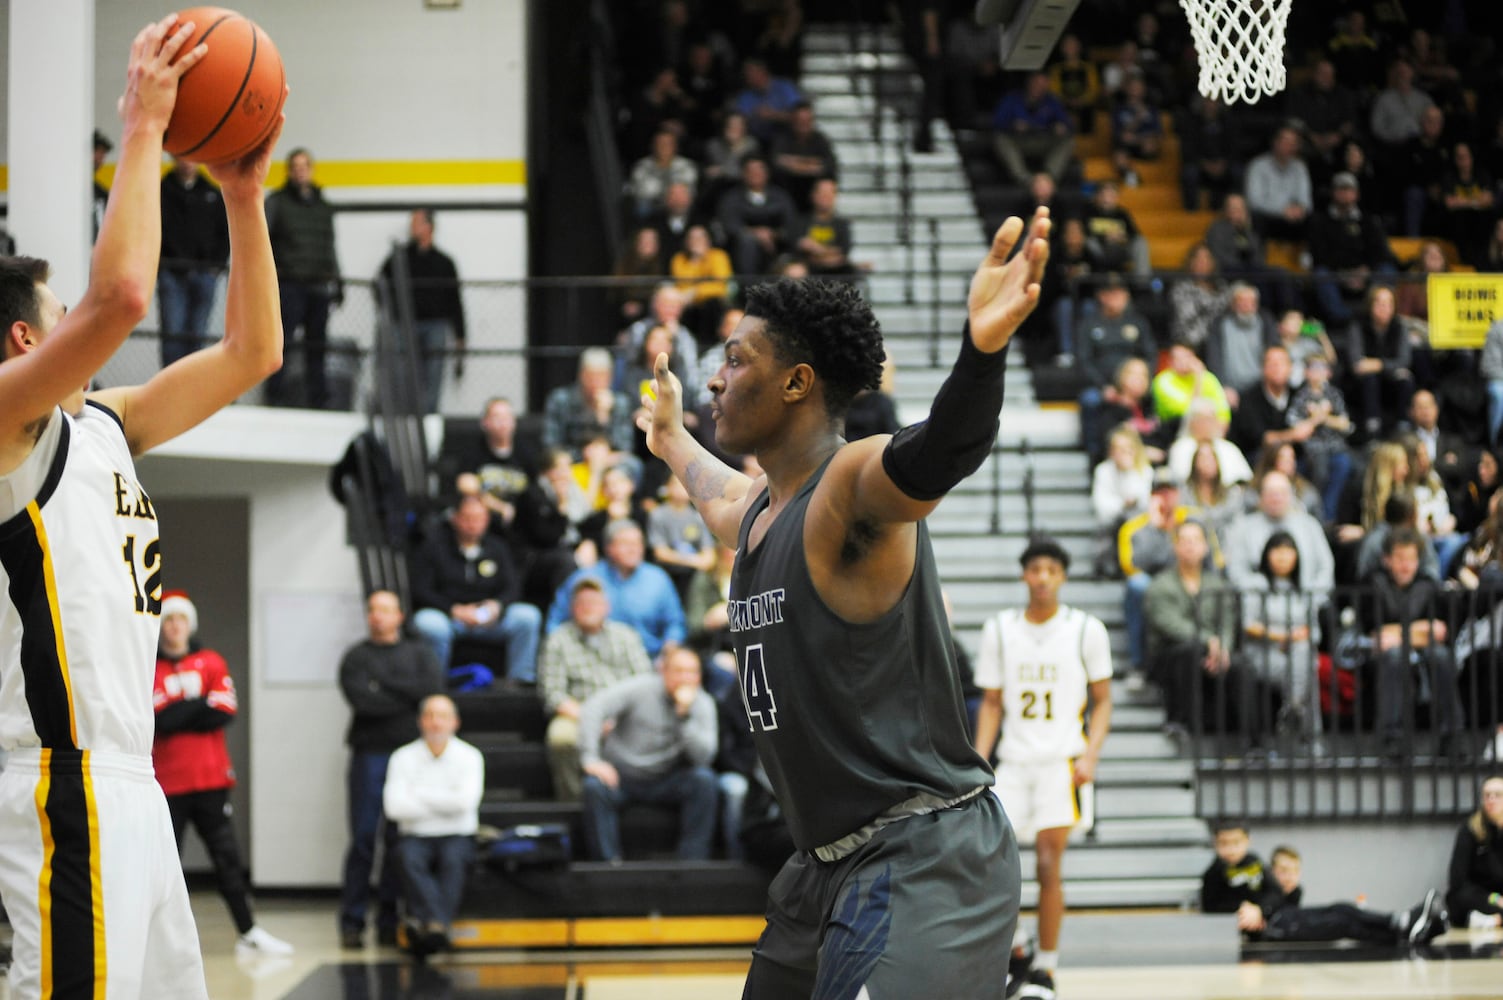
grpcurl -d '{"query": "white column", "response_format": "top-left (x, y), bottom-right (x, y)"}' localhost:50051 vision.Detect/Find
top-left (7, 0), bottom-right (94, 306)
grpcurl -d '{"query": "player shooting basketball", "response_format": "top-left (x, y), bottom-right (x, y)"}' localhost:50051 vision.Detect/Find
top-left (0, 15), bottom-right (284, 997)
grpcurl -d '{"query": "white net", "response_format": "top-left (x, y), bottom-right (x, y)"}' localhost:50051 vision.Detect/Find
top-left (1179, 0), bottom-right (1292, 105)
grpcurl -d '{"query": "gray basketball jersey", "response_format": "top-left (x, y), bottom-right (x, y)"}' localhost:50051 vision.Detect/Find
top-left (729, 457), bottom-right (992, 851)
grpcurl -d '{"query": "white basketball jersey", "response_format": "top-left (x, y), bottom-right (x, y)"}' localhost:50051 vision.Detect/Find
top-left (0, 403), bottom-right (162, 756)
top-left (974, 605), bottom-right (1113, 764)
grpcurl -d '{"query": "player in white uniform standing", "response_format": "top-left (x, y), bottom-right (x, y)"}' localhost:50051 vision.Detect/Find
top-left (0, 15), bottom-right (284, 999)
top-left (974, 536), bottom-right (1113, 1000)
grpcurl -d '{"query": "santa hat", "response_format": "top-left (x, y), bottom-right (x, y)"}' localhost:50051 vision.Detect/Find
top-left (160, 590), bottom-right (198, 635)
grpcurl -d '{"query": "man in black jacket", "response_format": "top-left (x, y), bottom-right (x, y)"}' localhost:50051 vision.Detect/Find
top-left (158, 157), bottom-right (229, 366)
top-left (265, 147), bottom-right (342, 408)
top-left (337, 591), bottom-right (445, 949)
top-left (410, 495), bottom-right (543, 683)
top-left (1308, 171), bottom-right (1395, 326)
top-left (379, 208), bottom-right (466, 414)
top-left (1360, 528), bottom-right (1465, 760)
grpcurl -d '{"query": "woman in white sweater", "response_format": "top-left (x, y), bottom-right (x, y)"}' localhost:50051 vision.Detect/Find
top-left (1092, 424), bottom-right (1154, 526)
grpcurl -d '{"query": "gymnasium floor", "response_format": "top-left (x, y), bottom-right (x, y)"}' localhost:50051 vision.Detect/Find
top-left (158, 893), bottom-right (1503, 999)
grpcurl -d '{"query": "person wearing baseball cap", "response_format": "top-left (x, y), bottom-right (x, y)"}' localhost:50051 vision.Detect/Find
top-left (1286, 351), bottom-right (1355, 520)
top-left (153, 590), bottom-right (294, 956)
top-left (1308, 164), bottom-right (1397, 326)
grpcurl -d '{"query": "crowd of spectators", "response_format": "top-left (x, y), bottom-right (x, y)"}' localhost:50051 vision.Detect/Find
top-left (606, 0), bottom-right (870, 353)
top-left (406, 382), bottom-right (780, 862)
top-left (1094, 344), bottom-right (1503, 760)
top-left (951, 3), bottom-right (1503, 764)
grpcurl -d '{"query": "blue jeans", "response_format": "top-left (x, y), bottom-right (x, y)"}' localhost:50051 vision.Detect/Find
top-left (412, 318), bottom-right (453, 414)
top-left (1079, 386), bottom-right (1105, 461)
top-left (395, 834), bottom-right (474, 928)
top-left (1304, 446), bottom-right (1353, 522)
top-left (581, 766), bottom-right (719, 862)
top-left (267, 280), bottom-right (333, 407)
top-left (411, 603), bottom-right (542, 682)
top-left (1125, 572), bottom-right (1152, 672)
top-left (157, 268), bottom-right (219, 367)
top-left (1488, 380), bottom-right (1503, 448)
top-left (339, 751), bottom-right (402, 935)
top-left (717, 771), bottom-right (748, 862)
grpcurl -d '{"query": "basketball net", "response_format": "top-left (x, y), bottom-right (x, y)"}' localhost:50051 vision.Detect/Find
top-left (1179, 0), bottom-right (1291, 104)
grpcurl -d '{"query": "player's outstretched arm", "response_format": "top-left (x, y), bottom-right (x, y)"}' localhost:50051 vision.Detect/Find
top-left (637, 352), bottom-right (755, 549)
top-left (839, 208), bottom-right (1051, 525)
top-left (91, 112), bottom-right (286, 457)
top-left (0, 16), bottom-right (204, 439)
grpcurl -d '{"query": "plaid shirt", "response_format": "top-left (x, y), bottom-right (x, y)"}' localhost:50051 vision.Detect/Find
top-left (542, 384), bottom-right (636, 458)
top-left (538, 620), bottom-right (652, 715)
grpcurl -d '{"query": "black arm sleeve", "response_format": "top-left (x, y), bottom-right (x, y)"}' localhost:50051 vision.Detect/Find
top-left (881, 322), bottom-right (1007, 501)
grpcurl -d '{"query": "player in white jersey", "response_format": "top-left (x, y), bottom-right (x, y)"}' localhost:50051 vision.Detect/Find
top-left (974, 536), bottom-right (1113, 1000)
top-left (0, 15), bottom-right (284, 999)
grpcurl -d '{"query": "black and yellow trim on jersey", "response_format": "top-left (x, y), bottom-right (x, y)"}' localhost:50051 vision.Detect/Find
top-left (0, 413), bottom-right (78, 749)
top-left (33, 749), bottom-right (107, 998)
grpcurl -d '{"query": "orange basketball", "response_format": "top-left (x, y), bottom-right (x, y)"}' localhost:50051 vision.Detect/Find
top-left (163, 7), bottom-right (285, 166)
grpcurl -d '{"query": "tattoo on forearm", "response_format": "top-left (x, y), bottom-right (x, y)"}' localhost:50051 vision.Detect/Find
top-left (684, 459), bottom-right (733, 504)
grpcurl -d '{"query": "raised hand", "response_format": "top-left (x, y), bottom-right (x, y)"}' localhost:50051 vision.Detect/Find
top-left (967, 207), bottom-right (1052, 355)
top-left (206, 104), bottom-right (286, 201)
top-left (119, 14), bottom-right (206, 135)
top-left (637, 352), bottom-right (686, 459)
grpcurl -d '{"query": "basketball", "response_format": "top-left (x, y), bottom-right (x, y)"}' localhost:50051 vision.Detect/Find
top-left (162, 7), bottom-right (285, 166)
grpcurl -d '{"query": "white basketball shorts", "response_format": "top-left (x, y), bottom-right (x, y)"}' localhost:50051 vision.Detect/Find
top-left (0, 748), bottom-right (207, 1000)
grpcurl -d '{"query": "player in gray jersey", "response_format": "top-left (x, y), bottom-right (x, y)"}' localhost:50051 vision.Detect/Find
top-left (639, 209), bottom-right (1051, 998)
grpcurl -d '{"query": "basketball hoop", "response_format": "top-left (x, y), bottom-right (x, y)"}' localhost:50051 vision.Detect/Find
top-left (1179, 0), bottom-right (1292, 105)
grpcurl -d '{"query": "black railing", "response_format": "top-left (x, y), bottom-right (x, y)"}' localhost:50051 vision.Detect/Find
top-left (1177, 584), bottom-right (1503, 822)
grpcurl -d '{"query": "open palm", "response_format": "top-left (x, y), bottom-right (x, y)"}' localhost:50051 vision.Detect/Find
top-left (967, 208), bottom-right (1052, 354)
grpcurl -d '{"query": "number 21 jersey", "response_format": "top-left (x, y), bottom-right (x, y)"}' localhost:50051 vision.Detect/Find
top-left (974, 606), bottom-right (1112, 764)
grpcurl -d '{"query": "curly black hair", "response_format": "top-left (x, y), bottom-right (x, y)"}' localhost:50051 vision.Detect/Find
top-left (742, 277), bottom-right (885, 418)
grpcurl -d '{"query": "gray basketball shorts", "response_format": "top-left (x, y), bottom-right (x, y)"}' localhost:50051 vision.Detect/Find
top-left (743, 791), bottom-right (1021, 1000)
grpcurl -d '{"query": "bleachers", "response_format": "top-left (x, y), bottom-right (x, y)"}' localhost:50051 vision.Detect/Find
top-left (394, 10), bottom-right (1503, 949)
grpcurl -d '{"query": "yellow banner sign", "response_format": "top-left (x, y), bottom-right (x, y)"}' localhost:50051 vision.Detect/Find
top-left (1428, 273), bottom-right (1503, 349)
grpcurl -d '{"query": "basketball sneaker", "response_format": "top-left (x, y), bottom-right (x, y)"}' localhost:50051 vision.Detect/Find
top-left (1017, 967), bottom-right (1057, 999)
top-left (237, 925), bottom-right (294, 956)
top-left (1405, 890), bottom-right (1440, 945)
top-left (1004, 937), bottom-right (1035, 998)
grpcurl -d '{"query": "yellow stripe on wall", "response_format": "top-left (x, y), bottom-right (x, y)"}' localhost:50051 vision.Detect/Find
top-left (82, 753), bottom-right (106, 999)
top-left (34, 750), bottom-right (54, 998)
top-left (60, 159), bottom-right (526, 193)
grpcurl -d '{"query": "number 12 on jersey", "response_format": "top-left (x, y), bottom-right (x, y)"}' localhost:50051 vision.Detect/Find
top-left (737, 643), bottom-right (779, 732)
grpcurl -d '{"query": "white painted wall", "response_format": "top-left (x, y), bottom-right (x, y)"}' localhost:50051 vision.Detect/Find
top-left (139, 407), bottom-right (369, 886)
top-left (1257, 821), bottom-right (1460, 914)
top-left (83, 0), bottom-right (526, 164)
top-left (5, 0), bottom-right (531, 323)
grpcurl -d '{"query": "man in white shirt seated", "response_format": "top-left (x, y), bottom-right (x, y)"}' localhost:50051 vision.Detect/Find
top-left (382, 694), bottom-right (486, 958)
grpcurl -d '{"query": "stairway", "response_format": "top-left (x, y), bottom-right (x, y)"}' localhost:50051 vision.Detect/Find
top-left (801, 26), bottom-right (1207, 909)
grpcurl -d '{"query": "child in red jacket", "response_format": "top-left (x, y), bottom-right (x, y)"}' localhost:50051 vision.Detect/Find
top-left (153, 591), bottom-right (292, 956)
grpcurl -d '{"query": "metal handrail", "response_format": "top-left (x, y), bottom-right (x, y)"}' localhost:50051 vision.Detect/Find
top-left (927, 218), bottom-right (943, 367)
top-left (1181, 584), bottom-right (1502, 823)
